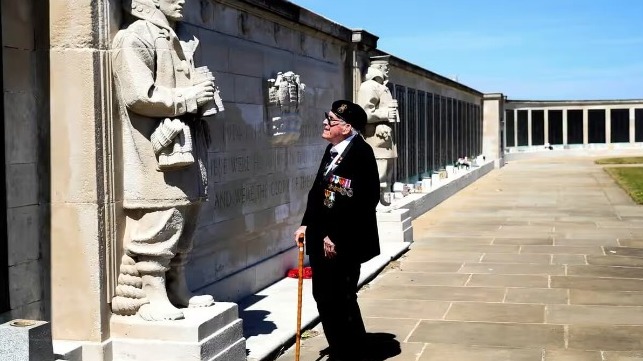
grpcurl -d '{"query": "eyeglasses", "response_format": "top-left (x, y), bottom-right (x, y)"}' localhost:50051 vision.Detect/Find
top-left (323, 112), bottom-right (348, 127)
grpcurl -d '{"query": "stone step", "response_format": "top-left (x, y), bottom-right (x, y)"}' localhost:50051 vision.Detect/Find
top-left (52, 340), bottom-right (82, 361)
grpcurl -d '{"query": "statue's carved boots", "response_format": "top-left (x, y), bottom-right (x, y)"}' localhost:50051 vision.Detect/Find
top-left (137, 267), bottom-right (184, 321)
top-left (167, 253), bottom-right (214, 308)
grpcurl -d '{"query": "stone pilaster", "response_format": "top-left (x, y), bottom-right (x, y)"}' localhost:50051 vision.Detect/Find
top-left (49, 0), bottom-right (120, 356)
top-left (544, 109), bottom-right (549, 145)
top-left (606, 108), bottom-right (612, 144)
top-left (350, 29), bottom-right (379, 102)
top-left (482, 93), bottom-right (505, 167)
top-left (527, 109), bottom-right (533, 146)
top-left (582, 108), bottom-right (589, 145)
top-left (630, 107), bottom-right (636, 143)
top-left (563, 110), bottom-right (568, 145)
top-left (514, 109), bottom-right (518, 147)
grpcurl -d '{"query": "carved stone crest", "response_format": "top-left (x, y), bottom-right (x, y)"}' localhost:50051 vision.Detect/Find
top-left (266, 71), bottom-right (306, 145)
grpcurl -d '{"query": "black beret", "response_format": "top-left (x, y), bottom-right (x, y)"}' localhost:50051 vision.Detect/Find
top-left (331, 100), bottom-right (367, 132)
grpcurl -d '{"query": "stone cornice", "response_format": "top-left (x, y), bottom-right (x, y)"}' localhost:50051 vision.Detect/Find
top-left (507, 99), bottom-right (643, 107)
top-left (218, 0), bottom-right (353, 42)
top-left (378, 50), bottom-right (483, 96)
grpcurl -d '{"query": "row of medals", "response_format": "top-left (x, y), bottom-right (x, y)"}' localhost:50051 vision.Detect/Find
top-left (323, 175), bottom-right (353, 208)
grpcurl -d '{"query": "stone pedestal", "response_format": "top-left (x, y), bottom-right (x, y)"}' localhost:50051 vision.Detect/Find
top-left (376, 208), bottom-right (412, 243)
top-left (110, 303), bottom-right (246, 361)
top-left (0, 319), bottom-right (54, 361)
top-left (431, 173), bottom-right (441, 188)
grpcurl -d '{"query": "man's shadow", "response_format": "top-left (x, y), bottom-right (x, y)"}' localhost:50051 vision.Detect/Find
top-left (318, 332), bottom-right (401, 361)
top-left (362, 332), bottom-right (401, 360)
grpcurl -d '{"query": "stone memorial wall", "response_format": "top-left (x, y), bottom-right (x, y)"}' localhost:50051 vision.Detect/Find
top-left (1, 0), bottom-right (50, 324)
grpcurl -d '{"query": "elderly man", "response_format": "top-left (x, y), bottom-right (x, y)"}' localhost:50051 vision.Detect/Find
top-left (111, 0), bottom-right (219, 321)
top-left (295, 100), bottom-right (381, 360)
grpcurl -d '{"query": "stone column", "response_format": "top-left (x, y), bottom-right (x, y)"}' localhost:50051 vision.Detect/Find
top-left (50, 0), bottom-right (120, 356)
top-left (630, 107), bottom-right (636, 143)
top-left (582, 108), bottom-right (589, 145)
top-left (527, 109), bottom-right (533, 146)
top-left (351, 30), bottom-right (379, 102)
top-left (606, 108), bottom-right (612, 145)
top-left (562, 109), bottom-right (568, 145)
top-left (482, 93), bottom-right (504, 167)
top-left (544, 109), bottom-right (549, 145)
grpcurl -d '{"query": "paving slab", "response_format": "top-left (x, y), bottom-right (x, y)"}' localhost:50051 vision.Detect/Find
top-left (460, 262), bottom-right (565, 275)
top-left (567, 265), bottom-right (643, 279)
top-left (520, 245), bottom-right (606, 255)
top-left (445, 302), bottom-right (545, 323)
top-left (570, 289), bottom-right (643, 306)
top-left (359, 285), bottom-right (506, 302)
top-left (359, 298), bottom-right (450, 319)
top-left (544, 349), bottom-right (603, 361)
top-left (408, 320), bottom-right (565, 348)
top-left (412, 244), bottom-right (521, 253)
top-left (493, 237), bottom-right (554, 245)
top-left (605, 247), bottom-right (643, 258)
top-left (555, 238), bottom-right (620, 246)
top-left (376, 272), bottom-right (469, 286)
top-left (551, 276), bottom-right (643, 291)
top-left (603, 351), bottom-right (643, 361)
top-left (552, 254), bottom-right (587, 265)
top-left (481, 253), bottom-right (552, 264)
top-left (619, 240), bottom-right (643, 248)
top-left (398, 261), bottom-right (463, 272)
top-left (547, 304), bottom-right (643, 325)
top-left (419, 344), bottom-right (543, 361)
top-left (467, 274), bottom-right (549, 288)
top-left (587, 255), bottom-right (643, 267)
top-left (568, 325), bottom-right (643, 350)
top-left (401, 250), bottom-right (483, 262)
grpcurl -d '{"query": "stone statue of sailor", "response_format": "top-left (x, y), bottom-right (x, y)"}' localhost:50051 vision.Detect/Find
top-left (110, 0), bottom-right (223, 321)
top-left (357, 55), bottom-right (399, 209)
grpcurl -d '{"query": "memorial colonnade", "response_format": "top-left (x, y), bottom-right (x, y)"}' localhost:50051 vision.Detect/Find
top-left (505, 100), bottom-right (643, 151)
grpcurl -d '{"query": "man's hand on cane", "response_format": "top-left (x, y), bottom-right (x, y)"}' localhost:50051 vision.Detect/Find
top-left (294, 226), bottom-right (307, 246)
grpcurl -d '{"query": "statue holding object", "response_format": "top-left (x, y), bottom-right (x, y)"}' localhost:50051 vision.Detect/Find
top-left (357, 55), bottom-right (399, 210)
top-left (110, 0), bottom-right (222, 321)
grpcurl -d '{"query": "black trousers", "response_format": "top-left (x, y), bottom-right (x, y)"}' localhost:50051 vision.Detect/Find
top-left (310, 254), bottom-right (366, 357)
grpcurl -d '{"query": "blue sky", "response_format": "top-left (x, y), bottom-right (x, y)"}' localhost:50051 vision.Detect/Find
top-left (289, 0), bottom-right (643, 100)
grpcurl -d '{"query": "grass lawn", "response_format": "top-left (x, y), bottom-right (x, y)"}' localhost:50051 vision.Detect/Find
top-left (604, 167), bottom-right (643, 204)
top-left (595, 156), bottom-right (643, 165)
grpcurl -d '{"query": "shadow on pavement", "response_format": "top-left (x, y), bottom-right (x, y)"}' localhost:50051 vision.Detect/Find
top-left (361, 332), bottom-right (401, 360)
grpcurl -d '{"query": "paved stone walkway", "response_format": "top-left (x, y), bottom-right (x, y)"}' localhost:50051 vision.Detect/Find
top-left (277, 156), bottom-right (643, 361)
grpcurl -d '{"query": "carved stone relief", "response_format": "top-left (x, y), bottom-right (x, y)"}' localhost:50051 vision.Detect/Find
top-left (266, 71), bottom-right (306, 145)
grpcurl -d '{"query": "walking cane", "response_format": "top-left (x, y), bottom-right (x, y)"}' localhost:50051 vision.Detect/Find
top-left (295, 233), bottom-right (305, 361)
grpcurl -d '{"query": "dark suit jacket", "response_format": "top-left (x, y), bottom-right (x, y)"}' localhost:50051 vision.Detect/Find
top-left (301, 135), bottom-right (381, 264)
